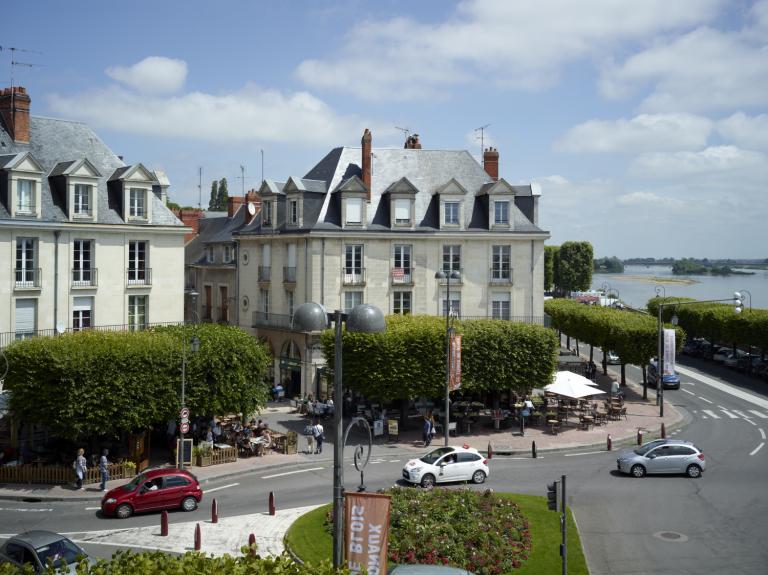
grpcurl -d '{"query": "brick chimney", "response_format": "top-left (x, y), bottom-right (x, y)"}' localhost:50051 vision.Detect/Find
top-left (244, 189), bottom-right (261, 225)
top-left (483, 147), bottom-right (499, 181)
top-left (0, 87), bottom-right (31, 143)
top-left (228, 196), bottom-right (245, 218)
top-left (404, 134), bottom-right (422, 149)
top-left (173, 208), bottom-right (204, 243)
top-left (361, 128), bottom-right (372, 200)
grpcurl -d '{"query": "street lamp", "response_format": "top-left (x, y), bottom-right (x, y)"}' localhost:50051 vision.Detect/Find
top-left (435, 270), bottom-right (460, 447)
top-left (179, 333), bottom-right (200, 470)
top-left (292, 302), bottom-right (386, 570)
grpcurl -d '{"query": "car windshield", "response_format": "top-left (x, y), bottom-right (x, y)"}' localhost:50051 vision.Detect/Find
top-left (634, 441), bottom-right (667, 456)
top-left (122, 473), bottom-right (148, 492)
top-left (420, 447), bottom-right (454, 465)
top-left (36, 537), bottom-right (83, 566)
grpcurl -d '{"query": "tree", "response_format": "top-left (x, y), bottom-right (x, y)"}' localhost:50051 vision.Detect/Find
top-left (544, 246), bottom-right (558, 292)
top-left (208, 180), bottom-right (219, 210)
top-left (594, 256), bottom-right (624, 273)
top-left (217, 177), bottom-right (229, 210)
top-left (556, 241), bottom-right (594, 293)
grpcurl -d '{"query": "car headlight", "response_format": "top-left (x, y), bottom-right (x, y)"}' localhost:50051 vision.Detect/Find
top-left (410, 467), bottom-right (423, 474)
top-left (104, 498), bottom-right (117, 504)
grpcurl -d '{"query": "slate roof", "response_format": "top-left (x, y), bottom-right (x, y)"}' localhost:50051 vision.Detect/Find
top-left (0, 116), bottom-right (182, 226)
top-left (186, 206), bottom-right (246, 266)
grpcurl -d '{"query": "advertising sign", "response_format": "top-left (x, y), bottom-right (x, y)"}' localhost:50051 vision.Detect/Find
top-left (176, 438), bottom-right (193, 467)
top-left (449, 333), bottom-right (462, 391)
top-left (663, 328), bottom-right (676, 375)
top-left (345, 492), bottom-right (392, 575)
top-left (387, 419), bottom-right (399, 438)
top-left (373, 419), bottom-right (384, 437)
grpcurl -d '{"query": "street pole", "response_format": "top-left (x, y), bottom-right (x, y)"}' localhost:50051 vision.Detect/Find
top-left (657, 303), bottom-right (664, 418)
top-left (180, 342), bottom-right (187, 470)
top-left (561, 474), bottom-right (567, 575)
top-left (332, 309), bottom-right (344, 569)
top-left (444, 275), bottom-right (451, 447)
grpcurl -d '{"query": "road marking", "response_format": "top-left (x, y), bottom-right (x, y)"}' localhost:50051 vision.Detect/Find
top-left (205, 483), bottom-right (239, 494)
top-left (261, 467), bottom-right (324, 479)
top-left (749, 442), bottom-right (764, 456)
top-left (698, 396), bottom-right (713, 404)
top-left (682, 389), bottom-right (696, 396)
top-left (85, 507), bottom-right (101, 510)
top-left (744, 419), bottom-right (757, 426)
top-left (701, 410), bottom-right (720, 419)
top-left (720, 409), bottom-right (739, 419)
top-left (749, 410), bottom-right (768, 419)
top-left (681, 381), bottom-right (695, 386)
top-left (511, 456), bottom-right (543, 460)
top-left (564, 451), bottom-right (604, 457)
top-left (732, 410), bottom-right (751, 419)
top-left (389, 459), bottom-right (401, 463)
top-left (676, 365), bottom-right (768, 410)
top-left (759, 429), bottom-right (766, 440)
top-left (0, 507), bottom-right (53, 512)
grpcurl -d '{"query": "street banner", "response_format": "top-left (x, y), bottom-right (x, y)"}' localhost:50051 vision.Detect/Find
top-left (449, 333), bottom-right (462, 391)
top-left (663, 328), bottom-right (676, 375)
top-left (345, 491), bottom-right (391, 575)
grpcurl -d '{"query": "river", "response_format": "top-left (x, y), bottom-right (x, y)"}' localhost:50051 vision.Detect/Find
top-left (591, 265), bottom-right (768, 310)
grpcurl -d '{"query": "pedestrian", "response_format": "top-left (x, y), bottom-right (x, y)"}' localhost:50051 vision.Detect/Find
top-left (312, 419), bottom-right (325, 454)
top-left (73, 448), bottom-right (87, 490)
top-left (304, 422), bottom-right (315, 454)
top-left (422, 414), bottom-right (433, 447)
top-left (610, 379), bottom-right (620, 399)
top-left (520, 397), bottom-right (533, 437)
top-left (99, 449), bottom-right (110, 491)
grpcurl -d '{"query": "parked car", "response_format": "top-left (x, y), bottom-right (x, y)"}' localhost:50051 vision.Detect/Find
top-left (101, 468), bottom-right (202, 519)
top-left (723, 351), bottom-right (746, 368)
top-left (0, 530), bottom-right (95, 574)
top-left (647, 361), bottom-right (681, 389)
top-left (691, 342), bottom-right (714, 358)
top-left (712, 347), bottom-right (732, 363)
top-left (402, 446), bottom-right (489, 488)
top-left (616, 439), bottom-right (705, 478)
top-left (605, 350), bottom-right (620, 364)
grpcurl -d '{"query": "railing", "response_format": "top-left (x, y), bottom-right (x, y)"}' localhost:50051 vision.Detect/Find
top-left (451, 314), bottom-right (551, 327)
top-left (0, 462), bottom-right (136, 485)
top-left (489, 267), bottom-right (513, 284)
top-left (16, 202), bottom-right (36, 215)
top-left (72, 267), bottom-right (98, 288)
top-left (126, 267), bottom-right (152, 286)
top-left (342, 267), bottom-right (366, 286)
top-left (283, 266), bottom-right (297, 283)
top-left (437, 268), bottom-right (463, 284)
top-left (13, 267), bottom-right (41, 289)
top-left (252, 311), bottom-right (296, 330)
top-left (391, 267), bottom-right (414, 285)
top-left (211, 446), bottom-right (237, 465)
top-left (258, 266), bottom-right (271, 282)
top-left (0, 321), bottom-right (185, 349)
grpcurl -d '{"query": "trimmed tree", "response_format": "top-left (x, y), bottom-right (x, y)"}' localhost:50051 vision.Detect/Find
top-left (556, 241), bottom-right (594, 294)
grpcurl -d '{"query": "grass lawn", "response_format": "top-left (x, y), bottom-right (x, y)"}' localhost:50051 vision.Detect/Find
top-left (284, 493), bottom-right (588, 574)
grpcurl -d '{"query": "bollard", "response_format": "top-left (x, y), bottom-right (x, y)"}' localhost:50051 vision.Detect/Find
top-left (531, 441), bottom-right (537, 459)
top-left (194, 523), bottom-right (201, 551)
top-left (268, 491), bottom-right (276, 516)
top-left (211, 498), bottom-right (218, 524)
top-left (661, 422), bottom-right (666, 439)
top-left (607, 434), bottom-right (612, 451)
top-left (248, 533), bottom-right (257, 556)
top-left (160, 510), bottom-right (168, 536)
top-left (637, 429), bottom-right (643, 446)
top-left (487, 442), bottom-right (493, 460)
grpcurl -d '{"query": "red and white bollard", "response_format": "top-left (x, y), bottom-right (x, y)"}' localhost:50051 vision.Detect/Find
top-left (194, 523), bottom-right (201, 551)
top-left (268, 491), bottom-right (276, 516)
top-left (248, 533), bottom-right (257, 556)
top-left (160, 510), bottom-right (168, 536)
top-left (637, 429), bottom-right (643, 445)
top-left (211, 498), bottom-right (218, 524)
top-left (532, 441), bottom-right (537, 459)
top-left (487, 442), bottom-right (493, 460)
top-left (607, 434), bottom-right (612, 451)
top-left (661, 422), bottom-right (666, 439)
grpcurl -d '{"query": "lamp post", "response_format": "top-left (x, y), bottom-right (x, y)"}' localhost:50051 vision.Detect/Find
top-left (435, 270), bottom-right (460, 447)
top-left (735, 290), bottom-right (752, 361)
top-left (293, 302), bottom-right (385, 570)
top-left (180, 333), bottom-right (200, 470)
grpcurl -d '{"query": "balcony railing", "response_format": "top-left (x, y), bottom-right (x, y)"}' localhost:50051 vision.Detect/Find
top-left (0, 320), bottom-right (185, 349)
top-left (258, 266), bottom-right (271, 282)
top-left (14, 268), bottom-right (41, 289)
top-left (342, 267), bottom-right (366, 286)
top-left (391, 267), bottom-right (414, 285)
top-left (16, 202), bottom-right (36, 215)
top-left (489, 267), bottom-right (513, 284)
top-left (251, 311), bottom-right (295, 331)
top-left (437, 268), bottom-right (463, 284)
top-left (72, 267), bottom-right (98, 288)
top-left (126, 267), bottom-right (152, 286)
top-left (283, 266), bottom-right (297, 284)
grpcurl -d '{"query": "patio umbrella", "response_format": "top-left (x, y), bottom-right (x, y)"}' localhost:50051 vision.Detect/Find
top-left (553, 370), bottom-right (599, 387)
top-left (544, 374), bottom-right (606, 399)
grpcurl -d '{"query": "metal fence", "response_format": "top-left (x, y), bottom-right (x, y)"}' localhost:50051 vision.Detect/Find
top-left (0, 321), bottom-right (185, 349)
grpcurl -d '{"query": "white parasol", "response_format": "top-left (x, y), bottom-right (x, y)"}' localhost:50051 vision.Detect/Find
top-left (544, 372), bottom-right (606, 399)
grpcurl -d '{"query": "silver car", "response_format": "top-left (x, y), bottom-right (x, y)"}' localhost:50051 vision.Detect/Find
top-left (0, 530), bottom-right (95, 573)
top-left (617, 439), bottom-right (705, 478)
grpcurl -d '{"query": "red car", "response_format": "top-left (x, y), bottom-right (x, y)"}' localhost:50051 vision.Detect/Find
top-left (101, 468), bottom-right (202, 519)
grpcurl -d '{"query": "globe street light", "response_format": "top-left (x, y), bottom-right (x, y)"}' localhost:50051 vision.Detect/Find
top-left (293, 302), bottom-right (385, 569)
top-left (435, 270), bottom-right (461, 447)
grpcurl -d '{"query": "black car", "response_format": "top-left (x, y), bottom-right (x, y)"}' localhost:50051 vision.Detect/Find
top-left (0, 530), bottom-right (95, 573)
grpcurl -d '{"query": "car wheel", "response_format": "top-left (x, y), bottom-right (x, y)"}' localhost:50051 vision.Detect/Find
top-left (115, 504), bottom-right (133, 519)
top-left (630, 464), bottom-right (646, 478)
top-left (181, 496), bottom-right (198, 512)
top-left (471, 470), bottom-right (486, 484)
top-left (686, 464), bottom-right (702, 478)
top-left (420, 474), bottom-right (436, 489)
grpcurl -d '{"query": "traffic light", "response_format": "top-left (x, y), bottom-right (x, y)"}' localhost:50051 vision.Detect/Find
top-left (547, 481), bottom-right (558, 511)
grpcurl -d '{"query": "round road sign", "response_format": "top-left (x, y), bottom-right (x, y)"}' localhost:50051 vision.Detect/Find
top-left (180, 422), bottom-right (190, 434)
top-left (180, 407), bottom-right (190, 419)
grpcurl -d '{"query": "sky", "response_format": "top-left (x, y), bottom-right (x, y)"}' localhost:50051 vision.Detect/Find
top-left (3, 0), bottom-right (767, 259)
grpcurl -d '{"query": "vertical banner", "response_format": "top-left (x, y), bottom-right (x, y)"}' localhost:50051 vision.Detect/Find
top-left (345, 492), bottom-right (391, 575)
top-left (663, 328), bottom-right (676, 375)
top-left (449, 333), bottom-right (462, 391)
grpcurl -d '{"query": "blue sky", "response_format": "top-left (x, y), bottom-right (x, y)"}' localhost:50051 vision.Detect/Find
top-left (4, 0), bottom-right (767, 258)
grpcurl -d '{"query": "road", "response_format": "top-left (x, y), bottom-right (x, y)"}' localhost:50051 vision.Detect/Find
top-left (1, 354), bottom-right (767, 573)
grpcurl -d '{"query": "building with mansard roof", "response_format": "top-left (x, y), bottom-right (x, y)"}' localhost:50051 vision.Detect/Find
top-left (229, 129), bottom-right (549, 398)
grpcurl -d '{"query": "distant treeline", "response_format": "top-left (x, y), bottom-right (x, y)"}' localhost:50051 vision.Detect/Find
top-left (592, 257), bottom-right (766, 276)
top-left (623, 257), bottom-right (768, 267)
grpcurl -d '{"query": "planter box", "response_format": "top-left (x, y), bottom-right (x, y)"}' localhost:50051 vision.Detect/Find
top-left (196, 455), bottom-right (213, 467)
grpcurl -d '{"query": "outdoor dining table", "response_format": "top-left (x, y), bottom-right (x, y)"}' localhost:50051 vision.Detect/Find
top-left (579, 415), bottom-right (594, 430)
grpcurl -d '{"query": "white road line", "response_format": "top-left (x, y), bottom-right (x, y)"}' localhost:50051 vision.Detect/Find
top-left (698, 396), bottom-right (713, 404)
top-left (701, 409), bottom-right (720, 419)
top-left (681, 381), bottom-right (695, 386)
top-left (682, 389), bottom-right (696, 395)
top-left (261, 467), bottom-right (324, 479)
top-left (204, 483), bottom-right (239, 494)
top-left (564, 451), bottom-right (604, 457)
top-left (0, 507), bottom-right (53, 512)
top-left (511, 456), bottom-right (543, 460)
top-left (759, 429), bottom-right (766, 440)
top-left (720, 409), bottom-right (739, 419)
top-left (389, 460), bottom-right (401, 463)
top-left (749, 410), bottom-right (768, 419)
top-left (85, 507), bottom-right (101, 510)
top-left (745, 419), bottom-right (757, 426)
top-left (749, 442), bottom-right (764, 456)
top-left (732, 410), bottom-right (751, 419)
top-left (676, 365), bottom-right (768, 410)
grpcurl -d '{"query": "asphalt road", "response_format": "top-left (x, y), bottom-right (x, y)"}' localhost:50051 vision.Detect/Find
top-left (2, 353), bottom-right (767, 573)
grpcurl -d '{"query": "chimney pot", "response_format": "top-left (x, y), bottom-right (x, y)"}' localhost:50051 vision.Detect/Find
top-left (0, 86), bottom-right (31, 143)
top-left (483, 147), bottom-right (500, 181)
top-left (361, 129), bottom-right (372, 200)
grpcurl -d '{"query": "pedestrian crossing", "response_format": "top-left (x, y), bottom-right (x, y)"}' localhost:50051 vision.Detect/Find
top-left (698, 407), bottom-right (768, 420)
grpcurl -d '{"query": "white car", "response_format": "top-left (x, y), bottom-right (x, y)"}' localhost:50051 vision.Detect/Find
top-left (402, 446), bottom-right (489, 488)
top-left (606, 350), bottom-right (620, 364)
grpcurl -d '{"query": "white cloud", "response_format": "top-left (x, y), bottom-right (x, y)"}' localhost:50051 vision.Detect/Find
top-left (106, 57), bottom-right (188, 95)
top-left (615, 190), bottom-right (684, 208)
top-left (555, 113), bottom-right (712, 153)
top-left (47, 82), bottom-right (369, 146)
top-left (630, 146), bottom-right (767, 178)
top-left (716, 112), bottom-right (768, 150)
top-left (296, 0), bottom-right (721, 100)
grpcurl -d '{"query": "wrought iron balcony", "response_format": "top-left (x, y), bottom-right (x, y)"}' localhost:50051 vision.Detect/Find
top-left (13, 267), bottom-right (41, 289)
top-left (390, 267), bottom-right (414, 285)
top-left (258, 266), bottom-right (271, 282)
top-left (437, 268), bottom-right (463, 284)
top-left (283, 266), bottom-right (297, 284)
top-left (72, 267), bottom-right (98, 288)
top-left (489, 267), bottom-right (513, 284)
top-left (342, 267), bottom-right (366, 286)
top-left (126, 267), bottom-right (152, 287)
top-left (251, 311), bottom-right (295, 331)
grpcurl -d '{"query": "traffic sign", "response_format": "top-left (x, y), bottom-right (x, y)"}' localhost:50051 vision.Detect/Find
top-left (180, 422), bottom-right (190, 434)
top-left (180, 407), bottom-right (190, 419)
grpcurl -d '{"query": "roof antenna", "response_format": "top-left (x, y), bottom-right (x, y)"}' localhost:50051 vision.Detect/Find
top-left (475, 124), bottom-right (491, 157)
top-left (197, 166), bottom-right (203, 210)
top-left (1, 46), bottom-right (43, 88)
top-left (395, 126), bottom-right (411, 140)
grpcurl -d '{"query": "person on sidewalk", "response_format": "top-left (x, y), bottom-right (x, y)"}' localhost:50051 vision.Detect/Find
top-left (304, 423), bottom-right (315, 454)
top-left (74, 448), bottom-right (87, 490)
top-left (422, 414), bottom-right (433, 447)
top-left (312, 419), bottom-right (325, 454)
top-left (99, 449), bottom-right (110, 491)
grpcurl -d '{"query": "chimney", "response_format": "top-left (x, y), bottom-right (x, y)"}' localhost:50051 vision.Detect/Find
top-left (0, 86), bottom-right (31, 143)
top-left (483, 147), bottom-right (499, 181)
top-left (173, 208), bottom-right (204, 243)
top-left (404, 134), bottom-right (422, 149)
top-left (361, 128), bottom-right (372, 200)
top-left (228, 195), bottom-right (245, 218)
top-left (244, 189), bottom-right (261, 225)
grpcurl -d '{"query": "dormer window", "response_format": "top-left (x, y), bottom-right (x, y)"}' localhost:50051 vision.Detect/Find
top-left (108, 163), bottom-right (155, 223)
top-left (444, 201), bottom-right (460, 225)
top-left (394, 198), bottom-right (411, 225)
top-left (74, 184), bottom-right (92, 216)
top-left (346, 198), bottom-right (362, 225)
top-left (289, 199), bottom-right (299, 225)
top-left (2, 152), bottom-right (44, 218)
top-left (223, 245), bottom-right (233, 263)
top-left (129, 188), bottom-right (147, 219)
top-left (494, 200), bottom-right (509, 225)
top-left (16, 179), bottom-right (35, 214)
top-left (263, 201), bottom-right (273, 226)
top-left (435, 178), bottom-right (467, 230)
top-left (205, 246), bottom-right (214, 264)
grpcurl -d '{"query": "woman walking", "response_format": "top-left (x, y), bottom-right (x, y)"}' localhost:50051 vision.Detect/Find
top-left (99, 449), bottom-right (110, 491)
top-left (74, 448), bottom-right (87, 490)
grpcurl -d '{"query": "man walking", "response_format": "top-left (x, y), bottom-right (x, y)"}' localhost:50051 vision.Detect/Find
top-left (99, 449), bottom-right (110, 491)
top-left (312, 419), bottom-right (325, 454)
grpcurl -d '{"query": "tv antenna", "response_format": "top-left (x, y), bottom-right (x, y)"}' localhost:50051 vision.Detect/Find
top-left (395, 126), bottom-right (411, 139)
top-left (1, 46), bottom-right (43, 87)
top-left (475, 124), bottom-right (491, 155)
top-left (197, 167), bottom-right (203, 210)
